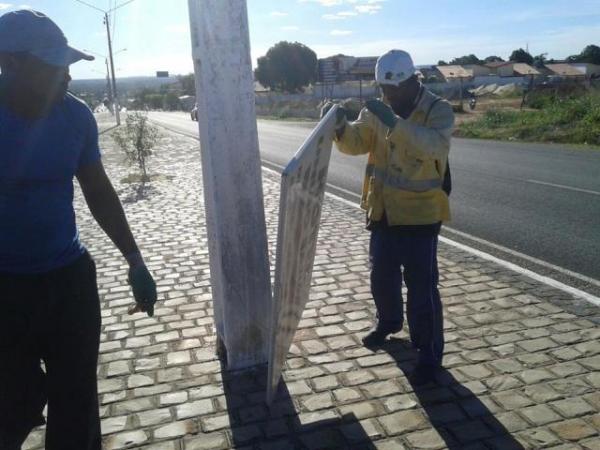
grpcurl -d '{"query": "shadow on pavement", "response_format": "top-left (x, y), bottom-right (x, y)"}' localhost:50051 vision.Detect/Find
top-left (220, 362), bottom-right (377, 449)
top-left (380, 337), bottom-right (525, 450)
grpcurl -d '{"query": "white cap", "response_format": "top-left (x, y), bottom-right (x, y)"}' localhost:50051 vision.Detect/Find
top-left (375, 50), bottom-right (415, 86)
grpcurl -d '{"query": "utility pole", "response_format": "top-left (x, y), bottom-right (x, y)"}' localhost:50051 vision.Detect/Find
top-left (105, 58), bottom-right (114, 113)
top-left (104, 13), bottom-right (120, 125)
top-left (74, 0), bottom-right (134, 125)
top-left (187, 0), bottom-right (272, 369)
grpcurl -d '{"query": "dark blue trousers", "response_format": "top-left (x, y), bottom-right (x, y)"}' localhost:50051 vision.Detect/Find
top-left (369, 226), bottom-right (444, 366)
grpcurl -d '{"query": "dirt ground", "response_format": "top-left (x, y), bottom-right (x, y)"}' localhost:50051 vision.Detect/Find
top-left (451, 96), bottom-right (525, 126)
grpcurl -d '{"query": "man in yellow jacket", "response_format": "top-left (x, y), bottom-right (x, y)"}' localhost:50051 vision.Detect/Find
top-left (327, 50), bottom-right (454, 384)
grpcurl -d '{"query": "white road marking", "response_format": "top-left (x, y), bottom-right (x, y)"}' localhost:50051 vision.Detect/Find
top-left (526, 179), bottom-right (600, 196)
top-left (442, 227), bottom-right (600, 289)
top-left (153, 118), bottom-right (600, 307)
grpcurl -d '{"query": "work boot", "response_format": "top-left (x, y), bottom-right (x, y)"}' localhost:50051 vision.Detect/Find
top-left (362, 323), bottom-right (402, 348)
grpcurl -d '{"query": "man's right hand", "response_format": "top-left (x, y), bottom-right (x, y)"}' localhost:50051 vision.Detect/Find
top-left (321, 101), bottom-right (347, 136)
top-left (320, 101), bottom-right (335, 119)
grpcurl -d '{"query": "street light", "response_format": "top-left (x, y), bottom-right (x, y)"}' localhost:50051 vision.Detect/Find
top-left (74, 0), bottom-right (136, 124)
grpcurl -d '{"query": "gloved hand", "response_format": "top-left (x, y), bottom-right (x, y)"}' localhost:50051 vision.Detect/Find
top-left (365, 99), bottom-right (398, 129)
top-left (128, 264), bottom-right (157, 317)
top-left (321, 101), bottom-right (347, 137)
top-left (320, 101), bottom-right (336, 119)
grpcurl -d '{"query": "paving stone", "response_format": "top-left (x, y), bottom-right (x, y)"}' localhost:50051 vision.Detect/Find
top-left (518, 427), bottom-right (561, 448)
top-left (404, 428), bottom-right (446, 449)
top-left (201, 414), bottom-right (230, 432)
top-left (549, 419), bottom-right (597, 441)
top-left (378, 410), bottom-right (429, 435)
top-left (154, 420), bottom-right (198, 439)
top-left (176, 399), bottom-right (215, 419)
top-left (137, 408), bottom-right (173, 427)
top-left (104, 430), bottom-right (149, 449)
top-left (361, 380), bottom-right (399, 398)
top-left (373, 439), bottom-right (407, 450)
top-left (550, 397), bottom-right (596, 419)
top-left (520, 404), bottom-right (562, 426)
top-left (492, 390), bottom-right (534, 410)
top-left (160, 391), bottom-right (188, 406)
top-left (449, 419), bottom-right (495, 443)
top-left (312, 375), bottom-right (339, 391)
top-left (333, 387), bottom-right (362, 403)
top-left (338, 401), bottom-right (379, 420)
top-left (580, 437), bottom-right (600, 450)
top-left (341, 418), bottom-right (383, 442)
top-left (101, 416), bottom-right (129, 435)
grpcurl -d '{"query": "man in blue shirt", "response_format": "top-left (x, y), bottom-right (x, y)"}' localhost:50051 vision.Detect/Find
top-left (0, 10), bottom-right (157, 450)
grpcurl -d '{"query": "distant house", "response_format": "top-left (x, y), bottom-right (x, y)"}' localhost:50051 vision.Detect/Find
top-left (486, 61), bottom-right (540, 77)
top-left (462, 64), bottom-right (491, 77)
top-left (435, 65), bottom-right (473, 81)
top-left (544, 63), bottom-right (587, 78)
top-left (571, 63), bottom-right (600, 77)
top-left (318, 55), bottom-right (377, 83)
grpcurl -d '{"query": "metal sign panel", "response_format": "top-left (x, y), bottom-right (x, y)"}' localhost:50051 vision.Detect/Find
top-left (267, 106), bottom-right (339, 403)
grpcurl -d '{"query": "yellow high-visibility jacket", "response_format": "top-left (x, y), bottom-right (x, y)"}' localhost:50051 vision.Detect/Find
top-left (335, 87), bottom-right (454, 226)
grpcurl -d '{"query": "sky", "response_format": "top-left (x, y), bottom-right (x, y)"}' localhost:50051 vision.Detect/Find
top-left (1, 0), bottom-right (599, 80)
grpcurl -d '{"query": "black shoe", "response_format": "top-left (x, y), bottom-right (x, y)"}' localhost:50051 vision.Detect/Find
top-left (409, 363), bottom-right (439, 386)
top-left (362, 324), bottom-right (402, 348)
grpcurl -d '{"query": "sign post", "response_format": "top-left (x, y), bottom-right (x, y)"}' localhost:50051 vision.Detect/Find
top-left (187, 0), bottom-right (272, 369)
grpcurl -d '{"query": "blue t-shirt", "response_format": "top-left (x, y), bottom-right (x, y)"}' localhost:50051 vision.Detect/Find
top-left (0, 87), bottom-right (101, 273)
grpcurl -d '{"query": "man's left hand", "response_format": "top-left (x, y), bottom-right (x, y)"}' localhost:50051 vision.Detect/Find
top-left (365, 99), bottom-right (398, 129)
top-left (128, 264), bottom-right (157, 317)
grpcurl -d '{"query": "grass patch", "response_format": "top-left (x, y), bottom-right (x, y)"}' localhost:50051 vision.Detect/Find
top-left (457, 90), bottom-right (600, 147)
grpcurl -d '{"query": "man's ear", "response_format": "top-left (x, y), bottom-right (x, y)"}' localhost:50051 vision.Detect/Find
top-left (0, 53), bottom-right (27, 73)
top-left (0, 52), bottom-right (25, 74)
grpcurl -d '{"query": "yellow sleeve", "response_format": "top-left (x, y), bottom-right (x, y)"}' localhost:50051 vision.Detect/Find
top-left (334, 107), bottom-right (375, 156)
top-left (387, 100), bottom-right (454, 160)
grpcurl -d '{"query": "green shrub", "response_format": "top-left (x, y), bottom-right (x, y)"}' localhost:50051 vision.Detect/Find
top-left (112, 112), bottom-right (160, 182)
top-left (459, 90), bottom-right (600, 146)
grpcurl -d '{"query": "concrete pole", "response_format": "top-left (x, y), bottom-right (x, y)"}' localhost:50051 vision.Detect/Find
top-left (187, 0), bottom-right (272, 369)
top-left (105, 58), bottom-right (114, 114)
top-left (105, 13), bottom-right (120, 125)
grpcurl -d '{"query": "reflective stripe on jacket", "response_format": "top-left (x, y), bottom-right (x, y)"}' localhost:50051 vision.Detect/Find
top-left (334, 87), bottom-right (454, 226)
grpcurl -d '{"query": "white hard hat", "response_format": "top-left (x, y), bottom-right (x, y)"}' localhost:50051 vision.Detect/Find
top-left (375, 50), bottom-right (415, 86)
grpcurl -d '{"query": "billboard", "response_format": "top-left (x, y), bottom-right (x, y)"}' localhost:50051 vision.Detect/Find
top-left (267, 105), bottom-right (339, 403)
top-left (156, 71), bottom-right (170, 78)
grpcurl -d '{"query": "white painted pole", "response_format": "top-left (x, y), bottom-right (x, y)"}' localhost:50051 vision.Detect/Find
top-left (187, 0), bottom-right (272, 369)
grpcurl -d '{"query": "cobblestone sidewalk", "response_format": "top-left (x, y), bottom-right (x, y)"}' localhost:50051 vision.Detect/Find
top-left (23, 130), bottom-right (599, 449)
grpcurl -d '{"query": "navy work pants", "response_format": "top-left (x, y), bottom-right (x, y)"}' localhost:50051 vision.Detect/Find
top-left (369, 226), bottom-right (444, 366)
top-left (0, 252), bottom-right (102, 450)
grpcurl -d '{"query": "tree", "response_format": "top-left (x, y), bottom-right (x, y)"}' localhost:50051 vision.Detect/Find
top-left (178, 73), bottom-right (196, 96)
top-left (533, 53), bottom-right (548, 68)
top-left (254, 41), bottom-right (317, 93)
top-left (568, 44), bottom-right (600, 64)
top-left (449, 54), bottom-right (482, 65)
top-left (437, 60), bottom-right (448, 66)
top-left (484, 55), bottom-right (504, 63)
top-left (509, 48), bottom-right (534, 64)
top-left (112, 112), bottom-right (160, 183)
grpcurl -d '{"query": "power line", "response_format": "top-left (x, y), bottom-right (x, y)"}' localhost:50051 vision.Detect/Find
top-left (73, 0), bottom-right (105, 14)
top-left (108, 0), bottom-right (136, 13)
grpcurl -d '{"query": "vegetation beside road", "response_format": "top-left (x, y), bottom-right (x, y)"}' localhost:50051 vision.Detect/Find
top-left (457, 90), bottom-right (600, 147)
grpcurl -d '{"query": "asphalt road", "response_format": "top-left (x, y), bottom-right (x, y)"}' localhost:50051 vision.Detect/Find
top-left (146, 111), bottom-right (600, 297)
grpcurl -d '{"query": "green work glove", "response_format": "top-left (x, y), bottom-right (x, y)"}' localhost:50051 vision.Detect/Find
top-left (365, 99), bottom-right (398, 129)
top-left (128, 264), bottom-right (157, 317)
